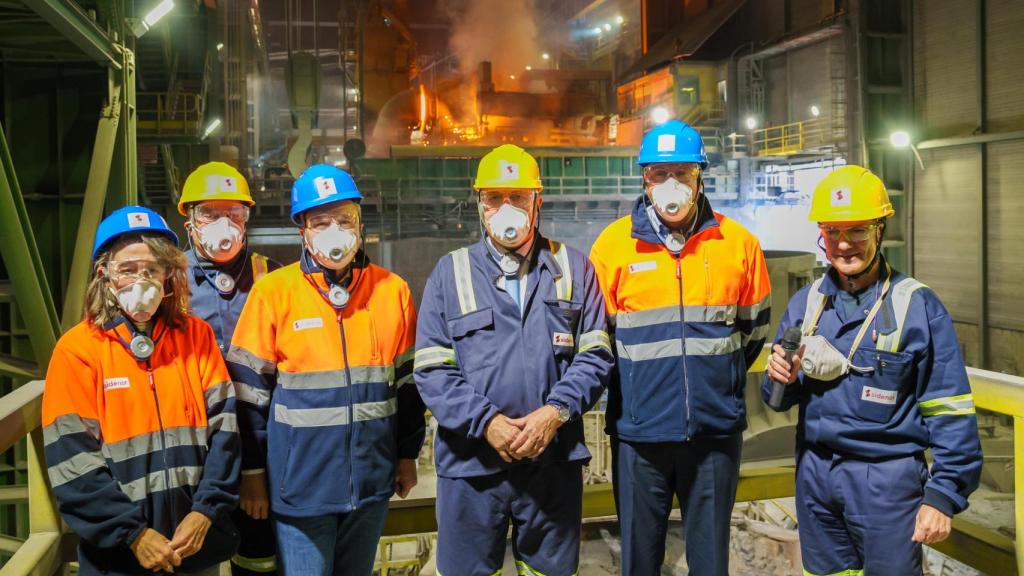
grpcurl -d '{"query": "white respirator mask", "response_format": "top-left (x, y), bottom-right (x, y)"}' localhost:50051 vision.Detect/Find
top-left (649, 177), bottom-right (695, 217)
top-left (799, 335), bottom-right (850, 381)
top-left (110, 279), bottom-right (164, 323)
top-left (196, 217), bottom-right (244, 262)
top-left (306, 224), bottom-right (359, 270)
top-left (485, 203), bottom-right (532, 249)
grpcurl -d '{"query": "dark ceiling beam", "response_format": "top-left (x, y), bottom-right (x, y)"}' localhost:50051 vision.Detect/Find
top-left (20, 0), bottom-right (121, 69)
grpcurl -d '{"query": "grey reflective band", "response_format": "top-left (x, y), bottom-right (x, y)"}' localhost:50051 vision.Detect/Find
top-left (227, 346), bottom-right (276, 375)
top-left (204, 380), bottom-right (235, 407)
top-left (738, 294), bottom-right (771, 321)
top-left (208, 411), bottom-right (238, 433)
top-left (414, 346), bottom-right (457, 370)
top-left (452, 248), bottom-right (478, 315)
top-left (616, 304), bottom-right (739, 328)
top-left (804, 273), bottom-right (926, 353)
top-left (616, 332), bottom-right (741, 361)
top-left (101, 426), bottom-right (208, 462)
top-left (876, 277), bottom-right (927, 352)
top-left (578, 330), bottom-right (612, 353)
top-left (550, 240), bottom-right (573, 301)
top-left (47, 450), bottom-right (106, 488)
top-left (802, 277), bottom-right (827, 337)
top-left (118, 465), bottom-right (204, 502)
top-left (278, 365), bottom-right (395, 390)
top-left (274, 398), bottom-right (397, 427)
top-left (43, 414), bottom-right (101, 446)
top-left (742, 323), bottom-right (771, 344)
top-left (236, 381), bottom-right (272, 407)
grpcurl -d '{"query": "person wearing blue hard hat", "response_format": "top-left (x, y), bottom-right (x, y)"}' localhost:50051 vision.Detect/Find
top-left (227, 165), bottom-right (425, 575)
top-left (590, 120), bottom-right (772, 575)
top-left (43, 205), bottom-right (241, 575)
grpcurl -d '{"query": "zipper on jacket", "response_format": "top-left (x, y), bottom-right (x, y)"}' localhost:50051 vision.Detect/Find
top-left (337, 311), bottom-right (358, 511)
top-left (147, 362), bottom-right (175, 526)
top-left (676, 256), bottom-right (691, 441)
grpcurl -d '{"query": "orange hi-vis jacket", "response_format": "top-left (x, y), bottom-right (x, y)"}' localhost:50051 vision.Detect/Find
top-left (42, 316), bottom-right (240, 574)
top-left (590, 195), bottom-right (772, 442)
top-left (227, 252), bottom-right (425, 517)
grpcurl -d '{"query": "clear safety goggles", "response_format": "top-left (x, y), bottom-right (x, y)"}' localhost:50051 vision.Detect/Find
top-left (192, 204), bottom-right (250, 225)
top-left (304, 206), bottom-right (361, 232)
top-left (106, 259), bottom-right (168, 283)
top-left (478, 190), bottom-right (536, 211)
top-left (819, 223), bottom-right (878, 244)
top-left (643, 163), bottom-right (700, 185)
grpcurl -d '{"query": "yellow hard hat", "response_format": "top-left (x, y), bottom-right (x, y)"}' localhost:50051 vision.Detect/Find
top-left (178, 161), bottom-right (255, 215)
top-left (809, 165), bottom-right (894, 222)
top-left (474, 145), bottom-right (543, 191)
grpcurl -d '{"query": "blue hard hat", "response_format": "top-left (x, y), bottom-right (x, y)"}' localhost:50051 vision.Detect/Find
top-left (92, 206), bottom-right (179, 261)
top-left (290, 164), bottom-right (362, 225)
top-left (638, 120), bottom-right (708, 168)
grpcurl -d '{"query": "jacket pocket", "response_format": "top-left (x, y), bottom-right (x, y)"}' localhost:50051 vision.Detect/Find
top-left (447, 307), bottom-right (496, 375)
top-left (846, 349), bottom-right (913, 424)
top-left (544, 299), bottom-right (582, 364)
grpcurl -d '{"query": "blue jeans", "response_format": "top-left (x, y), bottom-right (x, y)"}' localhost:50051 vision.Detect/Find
top-left (274, 499), bottom-right (389, 576)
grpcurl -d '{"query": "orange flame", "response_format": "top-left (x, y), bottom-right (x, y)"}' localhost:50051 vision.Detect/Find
top-left (419, 84), bottom-right (427, 132)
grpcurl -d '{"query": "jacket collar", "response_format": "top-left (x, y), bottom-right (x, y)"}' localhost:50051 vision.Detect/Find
top-left (629, 192), bottom-right (719, 246)
top-left (470, 232), bottom-right (563, 281)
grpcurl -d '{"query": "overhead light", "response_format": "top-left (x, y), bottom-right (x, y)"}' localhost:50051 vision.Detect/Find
top-left (810, 105), bottom-right (820, 117)
top-left (201, 118), bottom-right (222, 140)
top-left (745, 116), bottom-right (758, 130)
top-left (143, 0), bottom-right (175, 28)
top-left (593, 26), bottom-right (602, 34)
top-left (216, 42), bottom-right (224, 51)
top-left (541, 52), bottom-right (550, 60)
top-left (603, 23), bottom-right (612, 31)
top-left (525, 65), bottom-right (532, 71)
top-left (509, 74), bottom-right (516, 80)
top-left (889, 130), bottom-right (911, 149)
top-left (650, 106), bottom-right (670, 125)
top-left (616, 15), bottom-right (625, 24)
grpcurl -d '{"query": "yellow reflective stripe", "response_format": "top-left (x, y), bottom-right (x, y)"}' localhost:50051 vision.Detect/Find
top-left (550, 241), bottom-right (573, 301)
top-left (919, 393), bottom-right (976, 417)
top-left (578, 330), bottom-right (611, 353)
top-left (515, 559), bottom-right (577, 576)
top-left (232, 553), bottom-right (277, 572)
top-left (803, 569), bottom-right (864, 576)
top-left (452, 248), bottom-right (478, 315)
top-left (414, 346), bottom-right (457, 369)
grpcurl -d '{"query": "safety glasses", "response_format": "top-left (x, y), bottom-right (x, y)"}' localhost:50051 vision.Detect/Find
top-left (106, 259), bottom-right (168, 283)
top-left (192, 204), bottom-right (250, 225)
top-left (478, 190), bottom-right (536, 210)
top-left (819, 224), bottom-right (878, 243)
top-left (643, 163), bottom-right (700, 185)
top-left (305, 208), bottom-right (360, 232)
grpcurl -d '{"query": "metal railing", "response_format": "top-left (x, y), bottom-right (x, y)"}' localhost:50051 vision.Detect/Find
top-left (752, 117), bottom-right (834, 157)
top-left (136, 91), bottom-right (203, 137)
top-left (2, 358), bottom-right (1022, 574)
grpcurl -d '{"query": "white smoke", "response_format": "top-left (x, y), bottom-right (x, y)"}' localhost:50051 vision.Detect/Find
top-left (442, 0), bottom-right (541, 89)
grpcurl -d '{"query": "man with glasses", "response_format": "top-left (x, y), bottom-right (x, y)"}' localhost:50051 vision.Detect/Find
top-left (589, 120), bottom-right (772, 575)
top-left (227, 164), bottom-right (424, 575)
top-left (762, 165), bottom-right (982, 575)
top-left (177, 162), bottom-right (281, 576)
top-left (414, 144), bottom-right (613, 576)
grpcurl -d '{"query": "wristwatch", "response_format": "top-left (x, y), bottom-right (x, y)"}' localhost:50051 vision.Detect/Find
top-left (548, 402), bottom-right (571, 424)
